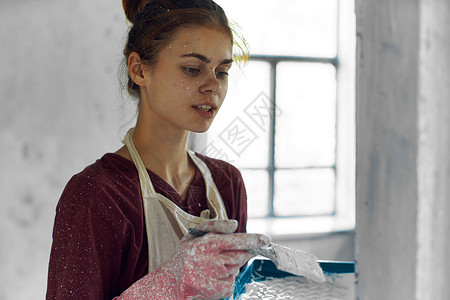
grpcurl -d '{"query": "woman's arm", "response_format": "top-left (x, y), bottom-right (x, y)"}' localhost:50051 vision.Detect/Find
top-left (46, 202), bottom-right (123, 300)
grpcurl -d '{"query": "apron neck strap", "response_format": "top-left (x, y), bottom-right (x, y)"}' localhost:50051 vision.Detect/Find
top-left (187, 151), bottom-right (228, 220)
top-left (123, 128), bottom-right (156, 197)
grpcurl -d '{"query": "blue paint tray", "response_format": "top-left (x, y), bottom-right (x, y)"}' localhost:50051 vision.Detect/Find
top-left (225, 258), bottom-right (355, 299)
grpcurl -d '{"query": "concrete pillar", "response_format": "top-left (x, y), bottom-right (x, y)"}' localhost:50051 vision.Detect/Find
top-left (416, 0), bottom-right (450, 299)
top-left (356, 0), bottom-right (450, 299)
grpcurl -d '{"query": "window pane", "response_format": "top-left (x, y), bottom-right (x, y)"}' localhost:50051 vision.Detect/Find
top-left (241, 169), bottom-right (269, 218)
top-left (215, 0), bottom-right (338, 57)
top-left (205, 61), bottom-right (271, 168)
top-left (274, 169), bottom-right (335, 216)
top-left (275, 62), bottom-right (336, 168)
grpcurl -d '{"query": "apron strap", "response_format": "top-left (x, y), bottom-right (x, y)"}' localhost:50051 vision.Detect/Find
top-left (187, 151), bottom-right (228, 220)
top-left (123, 128), bottom-right (157, 198)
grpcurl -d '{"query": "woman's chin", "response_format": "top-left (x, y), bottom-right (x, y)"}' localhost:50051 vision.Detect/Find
top-left (190, 127), bottom-right (210, 134)
top-left (187, 121), bottom-right (214, 133)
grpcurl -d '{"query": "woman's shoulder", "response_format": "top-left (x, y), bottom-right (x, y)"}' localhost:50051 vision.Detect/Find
top-left (65, 153), bottom-right (137, 190)
top-left (57, 153), bottom-right (141, 216)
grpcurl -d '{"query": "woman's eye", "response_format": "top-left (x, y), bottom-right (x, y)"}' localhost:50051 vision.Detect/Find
top-left (183, 67), bottom-right (200, 76)
top-left (216, 70), bottom-right (229, 79)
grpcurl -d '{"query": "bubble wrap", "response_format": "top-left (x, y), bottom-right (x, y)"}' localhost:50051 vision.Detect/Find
top-left (236, 276), bottom-right (348, 300)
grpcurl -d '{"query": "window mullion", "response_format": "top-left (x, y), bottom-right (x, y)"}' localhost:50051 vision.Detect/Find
top-left (268, 61), bottom-right (277, 218)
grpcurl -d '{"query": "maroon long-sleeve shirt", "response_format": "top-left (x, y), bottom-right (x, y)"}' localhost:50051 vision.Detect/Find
top-left (46, 152), bottom-right (247, 299)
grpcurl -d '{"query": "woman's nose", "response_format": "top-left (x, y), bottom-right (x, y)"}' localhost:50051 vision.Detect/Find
top-left (199, 70), bottom-right (221, 93)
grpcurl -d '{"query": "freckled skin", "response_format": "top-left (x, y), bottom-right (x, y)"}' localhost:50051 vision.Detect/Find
top-left (139, 26), bottom-right (233, 134)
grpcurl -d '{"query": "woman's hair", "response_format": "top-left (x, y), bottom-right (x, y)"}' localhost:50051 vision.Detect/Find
top-left (121, 0), bottom-right (247, 99)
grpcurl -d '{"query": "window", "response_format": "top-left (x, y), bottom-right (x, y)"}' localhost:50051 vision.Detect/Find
top-left (191, 0), bottom-right (355, 235)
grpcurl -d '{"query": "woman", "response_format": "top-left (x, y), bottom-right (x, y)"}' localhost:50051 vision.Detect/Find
top-left (46, 0), bottom-right (269, 299)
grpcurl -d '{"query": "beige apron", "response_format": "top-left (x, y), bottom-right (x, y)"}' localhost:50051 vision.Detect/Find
top-left (124, 129), bottom-right (228, 273)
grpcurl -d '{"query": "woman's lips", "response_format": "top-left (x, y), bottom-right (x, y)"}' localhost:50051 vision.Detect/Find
top-left (192, 105), bottom-right (215, 119)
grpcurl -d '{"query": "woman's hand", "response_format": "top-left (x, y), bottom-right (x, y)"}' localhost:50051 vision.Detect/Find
top-left (115, 220), bottom-right (270, 299)
top-left (173, 220), bottom-right (271, 299)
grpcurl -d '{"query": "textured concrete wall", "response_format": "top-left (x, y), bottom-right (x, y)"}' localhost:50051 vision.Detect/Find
top-left (0, 1), bottom-right (129, 299)
top-left (416, 0), bottom-right (450, 298)
top-left (356, 1), bottom-right (420, 298)
top-left (356, 0), bottom-right (450, 299)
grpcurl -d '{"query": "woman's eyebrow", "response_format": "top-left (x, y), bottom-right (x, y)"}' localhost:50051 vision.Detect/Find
top-left (181, 53), bottom-right (233, 65)
top-left (220, 58), bottom-right (234, 65)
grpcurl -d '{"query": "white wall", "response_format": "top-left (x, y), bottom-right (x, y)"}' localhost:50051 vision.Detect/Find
top-left (0, 1), bottom-right (130, 299)
top-left (356, 0), bottom-right (450, 299)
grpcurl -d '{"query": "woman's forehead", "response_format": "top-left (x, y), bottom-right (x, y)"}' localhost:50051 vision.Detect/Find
top-left (163, 26), bottom-right (233, 61)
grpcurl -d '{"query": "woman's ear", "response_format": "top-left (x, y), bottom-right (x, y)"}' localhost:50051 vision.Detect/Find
top-left (128, 52), bottom-right (146, 87)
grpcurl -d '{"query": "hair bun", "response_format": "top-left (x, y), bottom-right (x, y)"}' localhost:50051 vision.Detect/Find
top-left (122, 0), bottom-right (151, 23)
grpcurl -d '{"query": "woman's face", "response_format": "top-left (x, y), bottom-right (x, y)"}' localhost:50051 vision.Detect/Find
top-left (140, 25), bottom-right (233, 133)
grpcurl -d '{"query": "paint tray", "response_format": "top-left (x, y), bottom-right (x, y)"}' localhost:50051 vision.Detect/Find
top-left (225, 258), bottom-right (355, 300)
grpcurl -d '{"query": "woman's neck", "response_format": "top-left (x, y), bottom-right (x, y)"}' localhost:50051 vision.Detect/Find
top-left (115, 95), bottom-right (198, 198)
top-left (131, 115), bottom-right (193, 183)
top-left (116, 123), bottom-right (195, 199)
